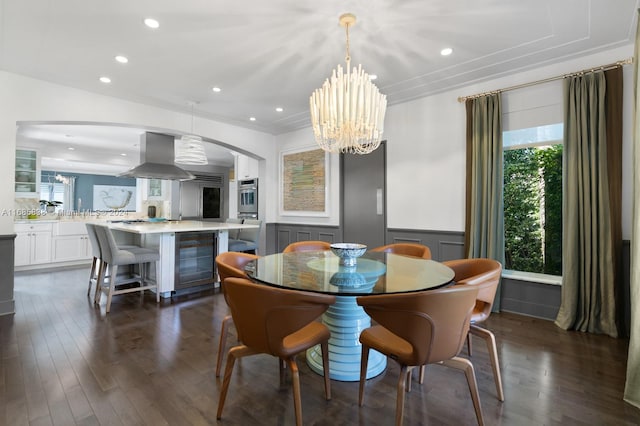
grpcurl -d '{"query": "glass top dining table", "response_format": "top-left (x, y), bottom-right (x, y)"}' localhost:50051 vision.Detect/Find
top-left (245, 250), bottom-right (455, 381)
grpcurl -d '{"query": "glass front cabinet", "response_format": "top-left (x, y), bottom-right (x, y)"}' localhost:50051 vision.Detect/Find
top-left (15, 149), bottom-right (39, 197)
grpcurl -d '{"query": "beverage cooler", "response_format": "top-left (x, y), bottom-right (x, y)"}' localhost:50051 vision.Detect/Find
top-left (174, 232), bottom-right (216, 290)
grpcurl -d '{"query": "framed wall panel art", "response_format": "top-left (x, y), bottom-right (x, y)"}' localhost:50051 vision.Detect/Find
top-left (280, 146), bottom-right (329, 217)
top-left (93, 185), bottom-right (136, 211)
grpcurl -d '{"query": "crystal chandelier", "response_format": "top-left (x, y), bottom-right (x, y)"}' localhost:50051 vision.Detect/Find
top-left (175, 102), bottom-right (208, 165)
top-left (309, 13), bottom-right (387, 154)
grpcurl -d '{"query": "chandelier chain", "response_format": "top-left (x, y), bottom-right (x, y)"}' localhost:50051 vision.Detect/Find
top-left (190, 102), bottom-right (195, 133)
top-left (345, 22), bottom-right (351, 64)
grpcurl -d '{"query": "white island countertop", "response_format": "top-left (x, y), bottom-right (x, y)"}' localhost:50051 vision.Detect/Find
top-left (105, 220), bottom-right (258, 234)
top-left (100, 220), bottom-right (260, 295)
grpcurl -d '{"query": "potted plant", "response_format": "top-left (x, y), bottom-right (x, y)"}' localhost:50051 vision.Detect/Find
top-left (39, 200), bottom-right (62, 213)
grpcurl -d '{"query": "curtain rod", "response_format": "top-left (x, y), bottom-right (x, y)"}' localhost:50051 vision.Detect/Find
top-left (457, 57), bottom-right (633, 103)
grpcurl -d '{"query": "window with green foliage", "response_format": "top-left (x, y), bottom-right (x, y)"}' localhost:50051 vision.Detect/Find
top-left (503, 124), bottom-right (563, 275)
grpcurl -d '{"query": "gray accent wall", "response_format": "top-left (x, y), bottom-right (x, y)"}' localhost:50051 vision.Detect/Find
top-left (267, 223), bottom-right (631, 331)
top-left (0, 234), bottom-right (16, 316)
top-left (384, 228), bottom-right (465, 261)
top-left (388, 227), bottom-right (563, 321)
top-left (266, 223), bottom-right (341, 254)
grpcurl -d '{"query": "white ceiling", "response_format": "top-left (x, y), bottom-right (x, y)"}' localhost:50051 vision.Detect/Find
top-left (2, 0), bottom-right (638, 174)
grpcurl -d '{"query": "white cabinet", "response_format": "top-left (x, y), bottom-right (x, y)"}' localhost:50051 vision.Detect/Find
top-left (236, 155), bottom-right (258, 179)
top-left (14, 223), bottom-right (52, 266)
top-left (15, 221), bottom-right (92, 268)
top-left (52, 222), bottom-right (91, 262)
top-left (51, 236), bottom-right (90, 261)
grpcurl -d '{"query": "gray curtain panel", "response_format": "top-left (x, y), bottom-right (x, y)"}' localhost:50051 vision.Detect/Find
top-left (464, 94), bottom-right (505, 310)
top-left (555, 67), bottom-right (623, 338)
top-left (625, 7), bottom-right (640, 409)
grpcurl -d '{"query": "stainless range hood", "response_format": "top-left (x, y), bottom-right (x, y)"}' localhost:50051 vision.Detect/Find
top-left (119, 132), bottom-right (195, 181)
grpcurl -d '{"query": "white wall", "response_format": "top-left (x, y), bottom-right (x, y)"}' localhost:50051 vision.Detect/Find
top-left (275, 44), bottom-right (635, 239)
top-left (0, 71), bottom-right (278, 235)
top-left (384, 91), bottom-right (467, 231)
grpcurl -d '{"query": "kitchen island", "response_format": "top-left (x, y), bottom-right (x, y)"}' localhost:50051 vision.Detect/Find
top-left (106, 220), bottom-right (258, 296)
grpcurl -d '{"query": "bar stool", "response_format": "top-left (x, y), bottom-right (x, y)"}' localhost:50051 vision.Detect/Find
top-left (85, 223), bottom-right (102, 297)
top-left (93, 224), bottom-right (160, 313)
top-left (228, 219), bottom-right (261, 254)
top-left (85, 223), bottom-right (139, 299)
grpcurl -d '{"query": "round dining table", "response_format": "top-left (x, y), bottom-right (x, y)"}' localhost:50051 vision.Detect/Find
top-left (245, 250), bottom-right (455, 381)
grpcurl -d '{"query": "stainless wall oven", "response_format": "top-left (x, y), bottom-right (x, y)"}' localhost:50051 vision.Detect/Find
top-left (238, 178), bottom-right (258, 217)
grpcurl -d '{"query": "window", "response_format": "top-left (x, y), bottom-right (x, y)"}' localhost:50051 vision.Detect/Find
top-left (503, 125), bottom-right (562, 275)
top-left (40, 181), bottom-right (65, 211)
top-left (502, 81), bottom-right (563, 277)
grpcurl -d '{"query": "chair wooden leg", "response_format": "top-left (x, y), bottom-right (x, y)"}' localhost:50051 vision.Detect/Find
top-left (216, 345), bottom-right (256, 420)
top-left (155, 260), bottom-right (160, 303)
top-left (138, 263), bottom-right (145, 294)
top-left (395, 365), bottom-right (409, 426)
top-left (359, 345), bottom-right (370, 406)
top-left (442, 357), bottom-right (484, 426)
top-left (321, 341), bottom-right (331, 400)
top-left (467, 331), bottom-right (473, 356)
top-left (88, 257), bottom-right (98, 296)
top-left (216, 346), bottom-right (239, 419)
top-left (279, 357), bottom-right (286, 386)
top-left (215, 315), bottom-right (232, 377)
top-left (286, 358), bottom-right (303, 426)
top-left (470, 324), bottom-right (504, 401)
top-left (106, 265), bottom-right (118, 313)
top-left (95, 261), bottom-right (107, 305)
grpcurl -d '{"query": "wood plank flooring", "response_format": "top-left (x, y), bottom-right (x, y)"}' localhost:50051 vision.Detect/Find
top-left (2, 267), bottom-right (640, 425)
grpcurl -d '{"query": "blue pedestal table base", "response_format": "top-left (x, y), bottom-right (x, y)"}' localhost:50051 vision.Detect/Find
top-left (306, 295), bottom-right (386, 381)
top-left (305, 257), bottom-right (387, 381)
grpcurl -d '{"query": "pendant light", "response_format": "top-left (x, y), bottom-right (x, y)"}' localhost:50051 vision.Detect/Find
top-left (175, 102), bottom-right (208, 165)
top-left (309, 13), bottom-right (387, 154)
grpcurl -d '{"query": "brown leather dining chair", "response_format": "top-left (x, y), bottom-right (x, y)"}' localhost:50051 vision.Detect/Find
top-left (441, 258), bottom-right (504, 402)
top-left (370, 242), bottom-right (432, 259)
top-left (214, 251), bottom-right (259, 377)
top-left (216, 277), bottom-right (336, 426)
top-left (283, 240), bottom-right (332, 253)
top-left (357, 284), bottom-right (484, 426)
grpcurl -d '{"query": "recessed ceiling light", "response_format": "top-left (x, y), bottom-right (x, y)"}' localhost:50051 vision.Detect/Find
top-left (276, 107), bottom-right (283, 112)
top-left (67, 147), bottom-right (75, 151)
top-left (120, 153), bottom-right (127, 156)
top-left (440, 47), bottom-right (453, 56)
top-left (99, 76), bottom-right (111, 84)
top-left (144, 18), bottom-right (159, 29)
top-left (212, 86), bottom-right (222, 93)
top-left (369, 74), bottom-right (378, 81)
top-left (115, 55), bottom-right (128, 64)
top-left (249, 117), bottom-right (256, 121)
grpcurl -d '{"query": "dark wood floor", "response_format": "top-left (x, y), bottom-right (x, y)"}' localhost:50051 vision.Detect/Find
top-left (2, 267), bottom-right (640, 426)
